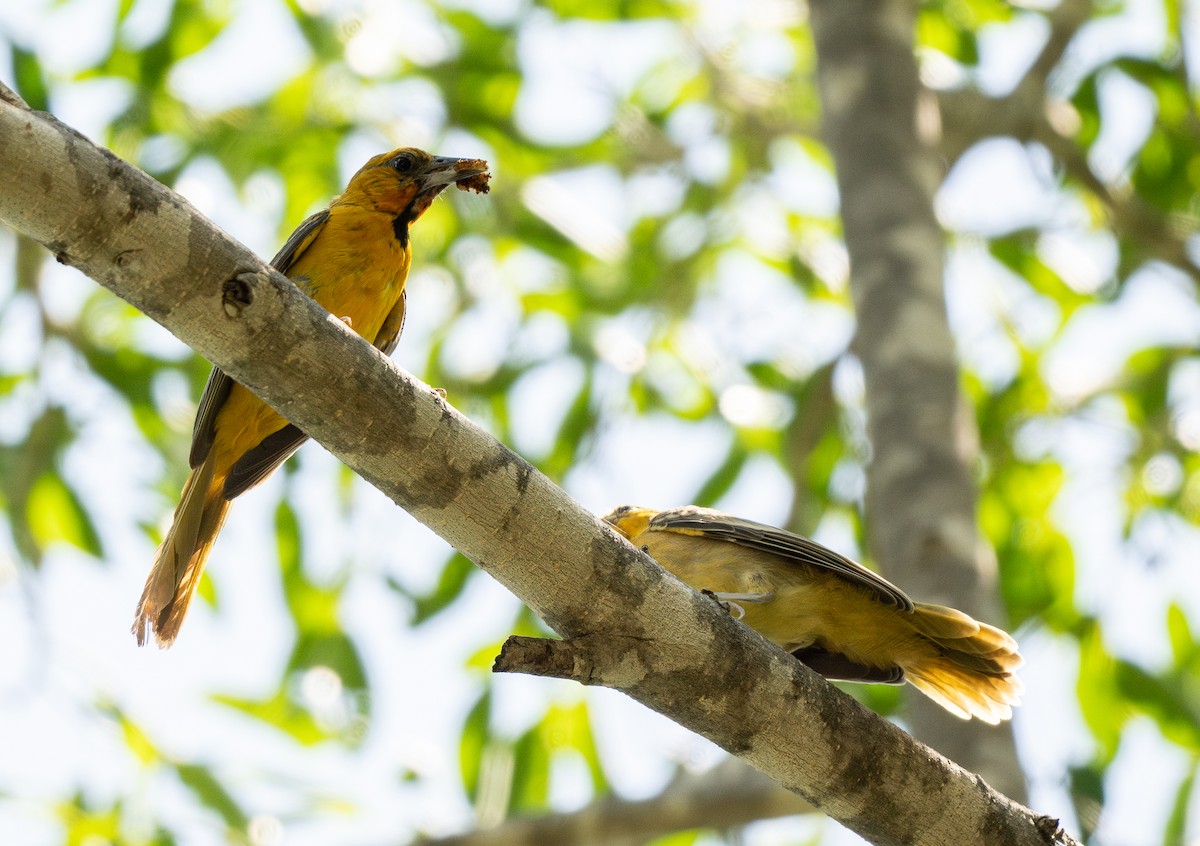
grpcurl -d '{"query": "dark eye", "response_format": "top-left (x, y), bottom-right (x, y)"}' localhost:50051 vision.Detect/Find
top-left (391, 153), bottom-right (415, 173)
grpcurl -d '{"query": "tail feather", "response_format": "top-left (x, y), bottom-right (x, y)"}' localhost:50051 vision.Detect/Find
top-left (907, 661), bottom-right (1016, 725)
top-left (937, 649), bottom-right (1013, 678)
top-left (908, 603), bottom-right (980, 639)
top-left (905, 603), bottom-right (1023, 723)
top-left (979, 671), bottom-right (1025, 706)
top-left (906, 668), bottom-right (975, 721)
top-left (910, 603), bottom-right (1018, 652)
top-left (133, 452), bottom-right (230, 647)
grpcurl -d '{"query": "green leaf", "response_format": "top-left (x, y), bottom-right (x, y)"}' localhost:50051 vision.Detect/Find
top-left (544, 371), bottom-right (596, 478)
top-left (1167, 603), bottom-right (1196, 670)
top-left (112, 709), bottom-right (159, 767)
top-left (1067, 761), bottom-right (1105, 843)
top-left (855, 679), bottom-right (904, 720)
top-left (546, 700), bottom-right (609, 794)
top-left (275, 498), bottom-right (346, 634)
top-left (174, 763), bottom-right (249, 832)
top-left (1113, 660), bottom-right (1200, 750)
top-left (212, 689), bottom-right (327, 746)
top-left (287, 632), bottom-right (369, 693)
top-left (1163, 757), bottom-right (1199, 846)
top-left (985, 460), bottom-right (1076, 628)
top-left (275, 497), bottom-right (302, 578)
top-left (57, 795), bottom-right (122, 846)
top-left (1070, 72), bottom-right (1102, 149)
top-left (1076, 621), bottom-right (1126, 762)
top-left (466, 637), bottom-right (514, 671)
top-left (408, 552), bottom-right (477, 625)
top-left (692, 442), bottom-right (746, 506)
top-left (646, 832), bottom-right (704, 846)
top-left (27, 471), bottom-right (103, 557)
top-left (917, 7), bottom-right (976, 64)
top-left (10, 45), bottom-right (49, 111)
top-left (745, 360), bottom-right (799, 392)
top-left (460, 688), bottom-right (492, 802)
top-left (509, 720), bottom-right (551, 811)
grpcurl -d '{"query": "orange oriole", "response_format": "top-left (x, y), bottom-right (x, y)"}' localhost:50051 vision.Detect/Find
top-left (133, 148), bottom-right (490, 647)
top-left (603, 505), bottom-right (1023, 723)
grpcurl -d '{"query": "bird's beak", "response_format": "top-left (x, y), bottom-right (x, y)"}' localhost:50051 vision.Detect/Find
top-left (419, 156), bottom-right (490, 191)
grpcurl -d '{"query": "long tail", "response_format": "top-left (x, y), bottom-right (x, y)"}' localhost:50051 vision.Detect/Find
top-left (133, 450), bottom-right (231, 648)
top-left (903, 603), bottom-right (1024, 724)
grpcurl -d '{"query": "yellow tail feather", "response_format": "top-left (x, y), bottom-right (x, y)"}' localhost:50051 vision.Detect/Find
top-left (904, 604), bottom-right (1023, 723)
top-left (133, 451), bottom-right (230, 647)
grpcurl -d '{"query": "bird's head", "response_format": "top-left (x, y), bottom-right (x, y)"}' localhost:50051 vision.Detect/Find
top-left (338, 147), bottom-right (490, 222)
top-left (601, 505), bottom-right (658, 541)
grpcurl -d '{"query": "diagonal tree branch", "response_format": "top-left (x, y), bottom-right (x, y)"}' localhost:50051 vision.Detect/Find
top-left (0, 82), bottom-right (1077, 846)
top-left (1025, 0), bottom-right (1093, 88)
top-left (935, 0), bottom-right (1200, 285)
top-left (935, 0), bottom-right (1094, 164)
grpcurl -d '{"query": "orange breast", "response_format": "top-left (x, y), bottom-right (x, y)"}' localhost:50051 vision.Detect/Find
top-left (209, 205), bottom-right (413, 480)
top-left (291, 206), bottom-right (412, 343)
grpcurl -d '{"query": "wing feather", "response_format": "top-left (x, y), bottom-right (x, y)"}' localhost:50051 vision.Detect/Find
top-left (790, 645), bottom-right (906, 684)
top-left (224, 424), bottom-right (308, 499)
top-left (373, 291), bottom-right (407, 356)
top-left (271, 210), bottom-right (330, 279)
top-left (649, 506), bottom-right (914, 612)
top-left (189, 210), bottom-right (329, 470)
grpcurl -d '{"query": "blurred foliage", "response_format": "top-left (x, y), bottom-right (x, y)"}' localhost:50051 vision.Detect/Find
top-left (2, 0), bottom-right (1199, 844)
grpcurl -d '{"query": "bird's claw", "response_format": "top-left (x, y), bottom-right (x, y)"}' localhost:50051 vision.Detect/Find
top-left (701, 589), bottom-right (746, 620)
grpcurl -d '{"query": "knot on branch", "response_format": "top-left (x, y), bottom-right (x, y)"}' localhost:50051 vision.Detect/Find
top-left (1035, 816), bottom-right (1067, 844)
top-left (222, 271), bottom-right (261, 317)
top-left (113, 249), bottom-right (142, 271)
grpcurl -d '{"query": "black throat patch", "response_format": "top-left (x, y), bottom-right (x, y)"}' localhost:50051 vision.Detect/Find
top-left (392, 213), bottom-right (411, 248)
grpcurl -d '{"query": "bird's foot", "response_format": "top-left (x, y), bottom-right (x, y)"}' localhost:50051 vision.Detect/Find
top-left (702, 589), bottom-right (746, 620)
top-left (701, 589), bottom-right (776, 620)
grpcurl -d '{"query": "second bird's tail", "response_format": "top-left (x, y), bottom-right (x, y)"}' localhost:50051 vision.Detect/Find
top-left (902, 603), bottom-right (1024, 724)
top-left (133, 450), bottom-right (230, 648)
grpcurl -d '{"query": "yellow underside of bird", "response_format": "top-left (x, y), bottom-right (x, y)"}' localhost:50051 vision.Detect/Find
top-left (603, 505), bottom-right (1023, 724)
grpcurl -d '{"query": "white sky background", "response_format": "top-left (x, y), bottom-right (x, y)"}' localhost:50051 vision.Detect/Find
top-left (1, 0), bottom-right (1199, 845)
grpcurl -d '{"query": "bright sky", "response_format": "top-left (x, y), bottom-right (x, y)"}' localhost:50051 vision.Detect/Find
top-left (1, 1), bottom-right (1199, 845)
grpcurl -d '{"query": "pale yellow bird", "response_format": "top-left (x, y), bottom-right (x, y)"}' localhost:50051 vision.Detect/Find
top-left (604, 505), bottom-right (1023, 724)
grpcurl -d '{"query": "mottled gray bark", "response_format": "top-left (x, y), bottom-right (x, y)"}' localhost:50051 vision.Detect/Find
top-left (809, 0), bottom-right (1027, 801)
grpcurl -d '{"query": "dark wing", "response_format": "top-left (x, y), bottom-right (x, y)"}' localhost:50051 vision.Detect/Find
top-left (373, 290), bottom-right (407, 356)
top-left (189, 210), bottom-right (330, 473)
top-left (791, 645), bottom-right (906, 684)
top-left (270, 209), bottom-right (330, 281)
top-left (224, 424), bottom-right (308, 499)
top-left (650, 506), bottom-right (915, 612)
top-left (189, 368), bottom-right (233, 469)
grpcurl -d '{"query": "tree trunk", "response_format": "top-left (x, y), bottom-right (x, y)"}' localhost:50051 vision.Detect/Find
top-left (809, 0), bottom-right (1027, 802)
